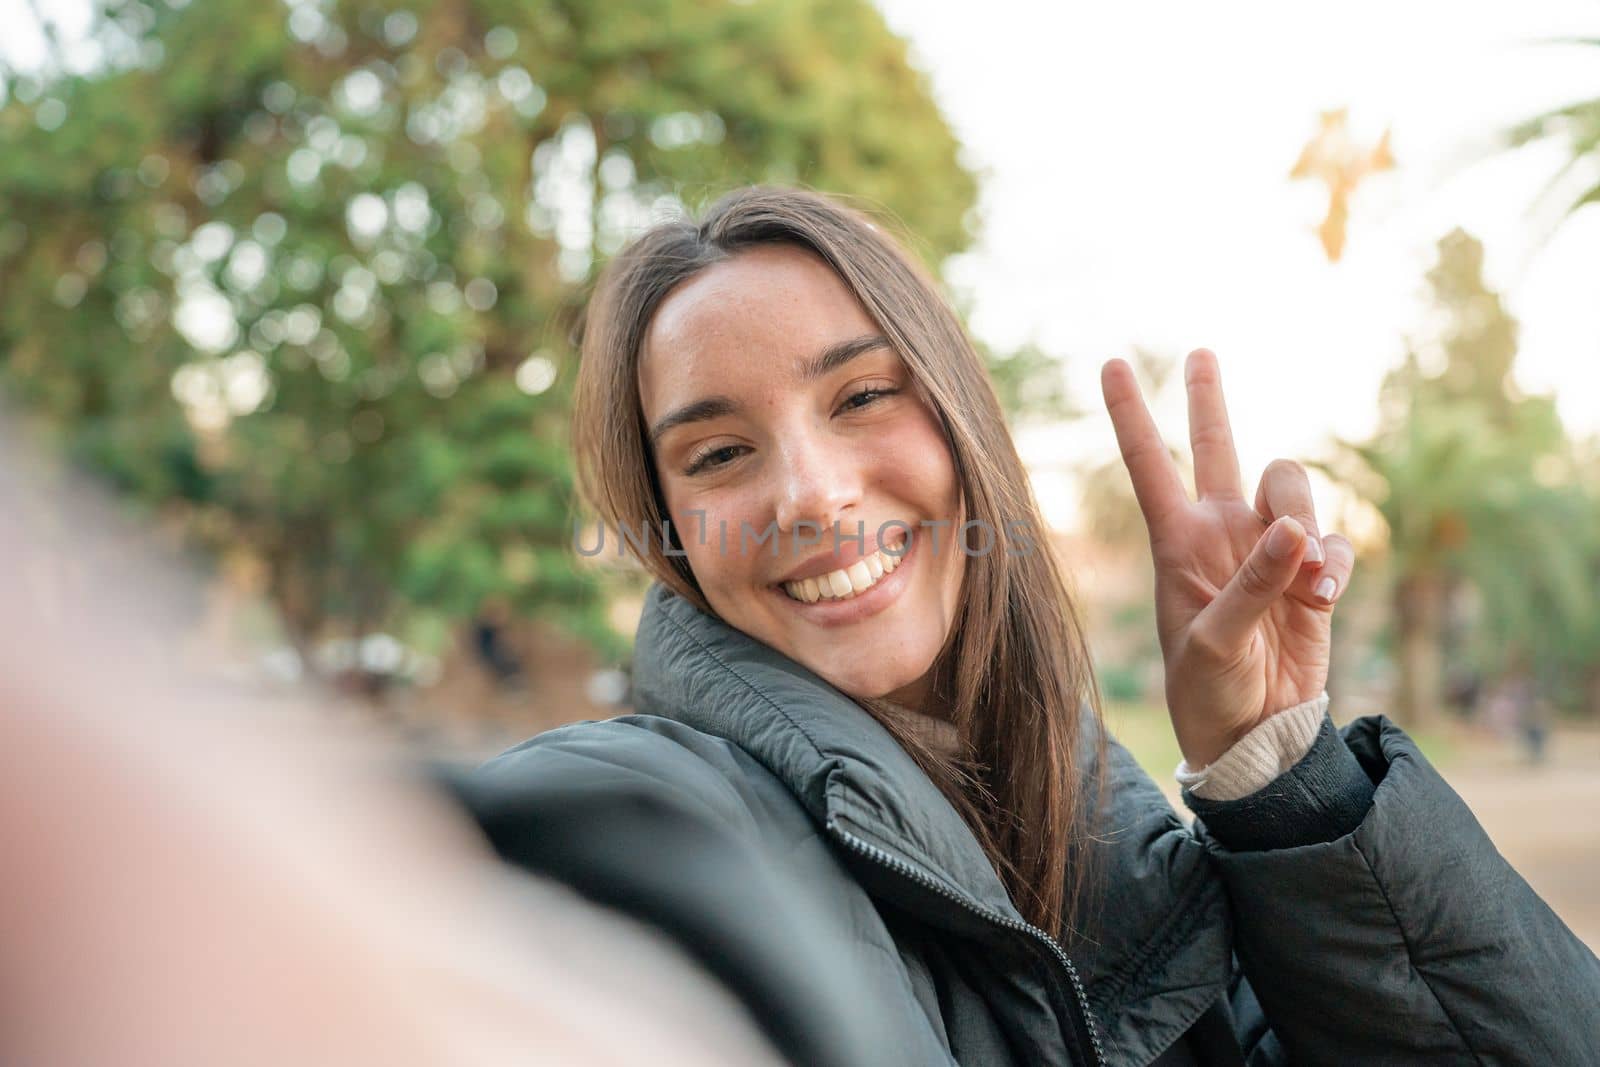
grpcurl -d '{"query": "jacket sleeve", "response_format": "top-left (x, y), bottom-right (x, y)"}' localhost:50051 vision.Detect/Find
top-left (432, 719), bottom-right (897, 1067)
top-left (1182, 713), bottom-right (1600, 1065)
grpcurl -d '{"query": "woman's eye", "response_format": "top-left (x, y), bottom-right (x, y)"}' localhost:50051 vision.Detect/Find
top-left (681, 387), bottom-right (899, 476)
top-left (839, 385), bottom-right (899, 412)
top-left (684, 444), bottom-right (744, 476)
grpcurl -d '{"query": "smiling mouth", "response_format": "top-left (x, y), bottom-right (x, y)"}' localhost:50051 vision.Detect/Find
top-left (777, 529), bottom-right (909, 603)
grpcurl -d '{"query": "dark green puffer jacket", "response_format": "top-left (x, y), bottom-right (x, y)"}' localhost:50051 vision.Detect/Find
top-left (448, 583), bottom-right (1600, 1065)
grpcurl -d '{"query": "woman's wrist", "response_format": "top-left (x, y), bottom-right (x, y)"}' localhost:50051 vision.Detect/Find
top-left (1175, 692), bottom-right (1329, 801)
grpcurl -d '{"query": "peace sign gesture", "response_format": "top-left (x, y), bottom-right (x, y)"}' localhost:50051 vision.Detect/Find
top-left (1101, 349), bottom-right (1357, 769)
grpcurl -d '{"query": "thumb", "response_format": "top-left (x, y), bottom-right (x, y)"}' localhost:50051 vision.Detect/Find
top-left (1191, 517), bottom-right (1308, 657)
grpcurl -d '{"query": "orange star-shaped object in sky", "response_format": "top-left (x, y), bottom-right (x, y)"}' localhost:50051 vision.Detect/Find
top-left (1289, 109), bottom-right (1395, 262)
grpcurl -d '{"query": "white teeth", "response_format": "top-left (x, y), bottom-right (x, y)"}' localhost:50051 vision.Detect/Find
top-left (781, 539), bottom-right (909, 603)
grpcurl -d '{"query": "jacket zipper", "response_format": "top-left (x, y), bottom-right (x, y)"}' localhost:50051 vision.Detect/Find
top-left (830, 825), bottom-right (1107, 1067)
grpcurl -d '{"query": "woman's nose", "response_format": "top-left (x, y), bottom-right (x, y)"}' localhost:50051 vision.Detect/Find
top-left (771, 432), bottom-right (862, 538)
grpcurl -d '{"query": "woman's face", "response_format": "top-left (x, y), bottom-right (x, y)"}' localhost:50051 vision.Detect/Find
top-left (638, 244), bottom-right (966, 711)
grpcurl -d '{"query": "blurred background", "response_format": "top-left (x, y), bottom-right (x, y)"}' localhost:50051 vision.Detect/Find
top-left (2, 0), bottom-right (1597, 947)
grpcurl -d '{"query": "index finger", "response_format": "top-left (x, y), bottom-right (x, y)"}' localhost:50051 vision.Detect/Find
top-left (1101, 359), bottom-right (1189, 529)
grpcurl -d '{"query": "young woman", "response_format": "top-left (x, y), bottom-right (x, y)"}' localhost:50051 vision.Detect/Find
top-left (455, 186), bottom-right (1599, 1066)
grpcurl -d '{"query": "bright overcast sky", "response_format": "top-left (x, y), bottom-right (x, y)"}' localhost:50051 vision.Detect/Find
top-left (875, 0), bottom-right (1600, 531)
top-left (7, 1), bottom-right (1600, 535)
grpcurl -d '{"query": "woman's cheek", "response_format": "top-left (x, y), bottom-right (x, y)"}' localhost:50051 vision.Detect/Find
top-left (673, 496), bottom-right (760, 585)
top-left (886, 413), bottom-right (961, 513)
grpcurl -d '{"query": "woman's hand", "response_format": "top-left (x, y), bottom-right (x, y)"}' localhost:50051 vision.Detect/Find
top-left (1101, 349), bottom-right (1356, 769)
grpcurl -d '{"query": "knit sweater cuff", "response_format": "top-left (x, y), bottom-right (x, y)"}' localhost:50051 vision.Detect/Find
top-left (1173, 692), bottom-right (1328, 801)
top-left (1180, 708), bottom-right (1377, 851)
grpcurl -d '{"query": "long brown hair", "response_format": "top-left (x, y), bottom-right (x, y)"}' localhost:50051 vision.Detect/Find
top-left (572, 185), bottom-right (1104, 943)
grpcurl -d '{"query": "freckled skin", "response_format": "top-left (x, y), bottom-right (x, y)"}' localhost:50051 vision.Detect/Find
top-left (638, 245), bottom-right (966, 713)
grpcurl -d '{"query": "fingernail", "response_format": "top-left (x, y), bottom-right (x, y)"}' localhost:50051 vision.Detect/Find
top-left (1315, 576), bottom-right (1338, 602)
top-left (1266, 518), bottom-right (1304, 559)
top-left (1304, 536), bottom-right (1324, 565)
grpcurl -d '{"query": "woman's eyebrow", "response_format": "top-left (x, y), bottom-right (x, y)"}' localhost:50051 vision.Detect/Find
top-left (798, 333), bottom-right (891, 383)
top-left (648, 334), bottom-right (891, 445)
top-left (649, 395), bottom-right (739, 446)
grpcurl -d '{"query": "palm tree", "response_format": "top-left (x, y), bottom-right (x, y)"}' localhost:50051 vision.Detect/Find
top-left (1503, 50), bottom-right (1600, 717)
top-left (1503, 38), bottom-right (1600, 226)
top-left (1324, 375), bottom-right (1584, 723)
top-left (1320, 231), bottom-right (1589, 725)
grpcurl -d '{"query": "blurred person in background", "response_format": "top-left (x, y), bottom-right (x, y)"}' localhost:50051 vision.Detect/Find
top-left (1485, 646), bottom-right (1551, 764)
top-left (470, 595), bottom-right (528, 691)
top-left (447, 185), bottom-right (1599, 1066)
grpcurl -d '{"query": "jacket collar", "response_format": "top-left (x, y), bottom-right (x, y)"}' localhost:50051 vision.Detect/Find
top-left (629, 581), bottom-right (1024, 919)
top-left (629, 581), bottom-right (1233, 1061)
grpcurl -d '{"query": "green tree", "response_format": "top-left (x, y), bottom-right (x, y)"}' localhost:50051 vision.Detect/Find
top-left (983, 339), bottom-right (1082, 429)
top-left (1500, 40), bottom-right (1600, 717)
top-left (0, 0), bottom-right (979, 679)
top-left (1321, 229), bottom-right (1593, 724)
top-left (1570, 440), bottom-right (1600, 715)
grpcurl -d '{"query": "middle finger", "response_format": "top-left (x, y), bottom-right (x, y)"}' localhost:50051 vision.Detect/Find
top-left (1184, 349), bottom-right (1244, 500)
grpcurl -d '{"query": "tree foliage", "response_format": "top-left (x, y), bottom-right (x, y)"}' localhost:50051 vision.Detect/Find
top-left (0, 0), bottom-right (981, 670)
top-left (1321, 229), bottom-right (1600, 719)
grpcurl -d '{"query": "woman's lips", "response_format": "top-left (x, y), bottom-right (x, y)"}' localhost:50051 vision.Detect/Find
top-left (773, 525), bottom-right (911, 587)
top-left (769, 529), bottom-right (916, 628)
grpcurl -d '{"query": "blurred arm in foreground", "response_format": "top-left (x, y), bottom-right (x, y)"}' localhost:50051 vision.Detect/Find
top-left (0, 410), bottom-right (784, 1067)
